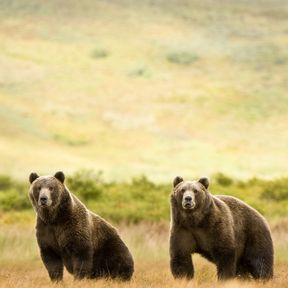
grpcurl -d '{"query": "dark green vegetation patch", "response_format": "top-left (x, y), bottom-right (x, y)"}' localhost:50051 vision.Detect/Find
top-left (1, 171), bottom-right (288, 223)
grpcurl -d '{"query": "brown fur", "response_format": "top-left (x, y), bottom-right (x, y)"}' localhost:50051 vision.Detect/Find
top-left (169, 176), bottom-right (273, 280)
top-left (28, 171), bottom-right (134, 282)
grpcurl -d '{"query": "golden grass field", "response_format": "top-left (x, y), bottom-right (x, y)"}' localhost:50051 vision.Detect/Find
top-left (0, 220), bottom-right (288, 288)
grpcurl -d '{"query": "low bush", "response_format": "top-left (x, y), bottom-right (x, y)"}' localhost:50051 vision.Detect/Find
top-left (66, 169), bottom-right (104, 201)
top-left (261, 177), bottom-right (288, 201)
top-left (214, 172), bottom-right (234, 186)
top-left (0, 175), bottom-right (13, 190)
top-left (0, 189), bottom-right (30, 211)
top-left (167, 51), bottom-right (199, 65)
top-left (91, 48), bottom-right (109, 59)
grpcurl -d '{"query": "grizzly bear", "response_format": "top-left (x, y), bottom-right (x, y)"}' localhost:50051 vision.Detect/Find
top-left (170, 176), bottom-right (273, 280)
top-left (28, 171), bottom-right (134, 281)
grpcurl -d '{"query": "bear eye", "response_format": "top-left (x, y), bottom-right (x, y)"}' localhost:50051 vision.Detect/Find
top-left (48, 186), bottom-right (54, 191)
top-left (180, 188), bottom-right (185, 193)
top-left (194, 189), bottom-right (198, 194)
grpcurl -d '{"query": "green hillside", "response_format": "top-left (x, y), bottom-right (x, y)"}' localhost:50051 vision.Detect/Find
top-left (0, 0), bottom-right (287, 181)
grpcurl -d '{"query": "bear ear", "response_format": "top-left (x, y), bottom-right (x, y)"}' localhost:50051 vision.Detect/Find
top-left (173, 176), bottom-right (184, 188)
top-left (29, 172), bottom-right (39, 184)
top-left (198, 177), bottom-right (209, 189)
top-left (54, 171), bottom-right (65, 183)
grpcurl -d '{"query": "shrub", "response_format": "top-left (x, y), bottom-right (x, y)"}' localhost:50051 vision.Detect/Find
top-left (128, 65), bottom-right (150, 78)
top-left (66, 169), bottom-right (103, 201)
top-left (0, 175), bottom-right (13, 190)
top-left (131, 175), bottom-right (155, 190)
top-left (261, 178), bottom-right (288, 201)
top-left (214, 173), bottom-right (234, 186)
top-left (0, 189), bottom-right (30, 211)
top-left (91, 48), bottom-right (109, 59)
top-left (53, 133), bottom-right (90, 146)
top-left (167, 51), bottom-right (199, 65)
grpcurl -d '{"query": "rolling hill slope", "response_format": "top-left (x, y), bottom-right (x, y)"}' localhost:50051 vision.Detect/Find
top-left (0, 0), bottom-right (287, 180)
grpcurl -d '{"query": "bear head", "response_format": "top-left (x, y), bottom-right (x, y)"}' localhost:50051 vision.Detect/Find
top-left (29, 171), bottom-right (66, 210)
top-left (172, 176), bottom-right (210, 212)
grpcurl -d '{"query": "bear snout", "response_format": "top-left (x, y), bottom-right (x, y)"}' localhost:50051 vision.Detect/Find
top-left (39, 195), bottom-right (48, 206)
top-left (183, 202), bottom-right (195, 209)
top-left (182, 191), bottom-right (195, 210)
top-left (38, 188), bottom-right (52, 207)
top-left (184, 196), bottom-right (192, 202)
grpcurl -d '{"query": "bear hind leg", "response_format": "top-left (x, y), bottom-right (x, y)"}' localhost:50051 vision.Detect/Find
top-left (235, 261), bottom-right (253, 279)
top-left (92, 241), bottom-right (134, 281)
top-left (94, 256), bottom-right (133, 280)
top-left (242, 242), bottom-right (273, 280)
top-left (246, 257), bottom-right (273, 280)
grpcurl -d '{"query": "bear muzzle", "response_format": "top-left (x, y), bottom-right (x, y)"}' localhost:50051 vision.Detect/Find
top-left (183, 201), bottom-right (196, 210)
top-left (39, 195), bottom-right (48, 206)
top-left (38, 188), bottom-right (53, 207)
top-left (182, 192), bottom-right (196, 210)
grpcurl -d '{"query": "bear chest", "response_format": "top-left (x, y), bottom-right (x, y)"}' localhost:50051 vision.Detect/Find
top-left (37, 224), bottom-right (72, 253)
top-left (191, 229), bottom-right (213, 255)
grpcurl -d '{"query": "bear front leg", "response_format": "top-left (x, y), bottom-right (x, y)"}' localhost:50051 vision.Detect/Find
top-left (214, 248), bottom-right (236, 280)
top-left (170, 252), bottom-right (194, 279)
top-left (72, 249), bottom-right (93, 280)
top-left (40, 247), bottom-right (64, 282)
top-left (170, 232), bottom-right (194, 279)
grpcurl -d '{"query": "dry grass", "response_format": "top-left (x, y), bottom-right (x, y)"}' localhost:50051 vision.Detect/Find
top-left (0, 221), bottom-right (287, 288)
top-left (1, 262), bottom-right (288, 288)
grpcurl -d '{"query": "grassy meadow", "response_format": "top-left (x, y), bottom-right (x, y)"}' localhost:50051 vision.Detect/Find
top-left (0, 221), bottom-right (288, 288)
top-left (0, 0), bottom-right (288, 287)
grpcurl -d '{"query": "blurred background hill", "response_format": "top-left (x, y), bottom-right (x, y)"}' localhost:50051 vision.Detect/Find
top-left (0, 0), bottom-right (288, 181)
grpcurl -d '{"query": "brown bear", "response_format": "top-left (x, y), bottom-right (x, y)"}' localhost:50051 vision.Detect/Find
top-left (169, 176), bottom-right (273, 280)
top-left (28, 171), bottom-right (134, 282)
